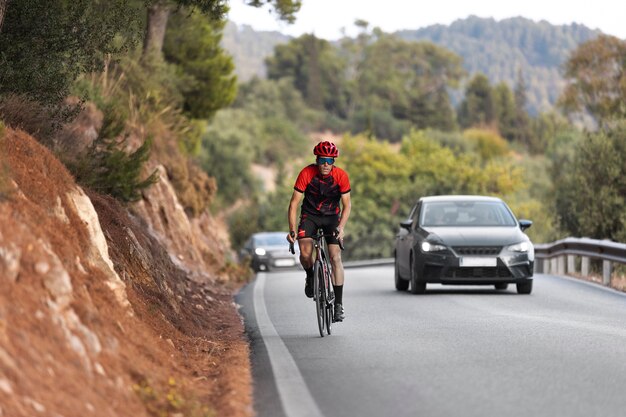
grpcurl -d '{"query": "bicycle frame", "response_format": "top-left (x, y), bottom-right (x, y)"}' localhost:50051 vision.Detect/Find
top-left (290, 229), bottom-right (344, 337)
top-left (290, 230), bottom-right (336, 336)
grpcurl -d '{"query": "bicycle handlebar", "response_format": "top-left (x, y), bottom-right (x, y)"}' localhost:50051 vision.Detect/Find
top-left (288, 231), bottom-right (344, 253)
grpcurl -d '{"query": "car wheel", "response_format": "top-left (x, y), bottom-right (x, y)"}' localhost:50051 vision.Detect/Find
top-left (410, 256), bottom-right (426, 295)
top-left (394, 255), bottom-right (409, 291)
top-left (516, 280), bottom-right (533, 294)
top-left (494, 283), bottom-right (508, 290)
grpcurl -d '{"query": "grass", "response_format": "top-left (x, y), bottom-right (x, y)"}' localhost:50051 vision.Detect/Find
top-left (132, 376), bottom-right (215, 417)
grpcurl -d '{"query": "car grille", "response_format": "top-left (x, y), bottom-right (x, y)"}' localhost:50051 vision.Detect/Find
top-left (268, 249), bottom-right (293, 258)
top-left (424, 265), bottom-right (443, 279)
top-left (445, 267), bottom-right (512, 279)
top-left (452, 246), bottom-right (502, 256)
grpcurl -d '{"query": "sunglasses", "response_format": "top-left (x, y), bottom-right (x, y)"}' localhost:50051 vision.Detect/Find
top-left (316, 157), bottom-right (335, 165)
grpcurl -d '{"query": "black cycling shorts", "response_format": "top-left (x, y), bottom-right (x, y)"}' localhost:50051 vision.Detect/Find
top-left (297, 213), bottom-right (340, 245)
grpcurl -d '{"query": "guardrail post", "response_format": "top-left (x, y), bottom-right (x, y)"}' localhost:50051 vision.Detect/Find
top-left (567, 255), bottom-right (576, 274)
top-left (557, 256), bottom-right (566, 275)
top-left (542, 259), bottom-right (550, 274)
top-left (581, 257), bottom-right (590, 276)
top-left (603, 261), bottom-right (612, 285)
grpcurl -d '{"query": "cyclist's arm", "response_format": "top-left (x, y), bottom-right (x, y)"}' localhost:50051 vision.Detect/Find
top-left (287, 190), bottom-right (303, 242)
top-left (337, 192), bottom-right (351, 239)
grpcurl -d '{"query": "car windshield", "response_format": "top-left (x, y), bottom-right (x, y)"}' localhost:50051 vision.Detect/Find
top-left (420, 201), bottom-right (517, 227)
top-left (254, 234), bottom-right (287, 246)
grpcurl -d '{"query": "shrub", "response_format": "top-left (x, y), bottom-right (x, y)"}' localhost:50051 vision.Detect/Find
top-left (68, 134), bottom-right (158, 202)
top-left (462, 128), bottom-right (509, 160)
top-left (0, 94), bottom-right (80, 146)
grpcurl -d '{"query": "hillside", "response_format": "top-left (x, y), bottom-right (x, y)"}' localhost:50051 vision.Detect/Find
top-left (396, 16), bottom-right (601, 113)
top-left (222, 21), bottom-right (291, 82)
top-left (0, 127), bottom-right (252, 417)
top-left (222, 16), bottom-right (600, 114)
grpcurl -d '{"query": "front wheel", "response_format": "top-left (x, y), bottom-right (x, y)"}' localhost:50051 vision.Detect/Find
top-left (395, 255), bottom-right (409, 291)
top-left (410, 256), bottom-right (426, 294)
top-left (313, 260), bottom-right (325, 337)
top-left (516, 280), bottom-right (533, 295)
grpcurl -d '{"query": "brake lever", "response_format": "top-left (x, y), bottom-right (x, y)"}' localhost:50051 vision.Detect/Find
top-left (334, 229), bottom-right (345, 251)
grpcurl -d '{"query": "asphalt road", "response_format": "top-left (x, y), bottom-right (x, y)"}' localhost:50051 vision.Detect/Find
top-left (236, 266), bottom-right (626, 417)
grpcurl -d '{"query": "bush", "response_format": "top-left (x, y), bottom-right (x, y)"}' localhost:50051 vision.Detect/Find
top-left (0, 94), bottom-right (80, 146)
top-left (68, 135), bottom-right (159, 202)
top-left (555, 121), bottom-right (626, 241)
top-left (462, 128), bottom-right (509, 160)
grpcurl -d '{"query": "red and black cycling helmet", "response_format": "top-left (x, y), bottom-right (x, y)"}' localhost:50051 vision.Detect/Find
top-left (313, 141), bottom-right (339, 158)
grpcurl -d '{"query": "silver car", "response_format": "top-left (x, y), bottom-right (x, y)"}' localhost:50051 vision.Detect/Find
top-left (240, 232), bottom-right (300, 272)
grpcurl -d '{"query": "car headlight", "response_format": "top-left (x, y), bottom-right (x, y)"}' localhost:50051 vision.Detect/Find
top-left (255, 248), bottom-right (266, 256)
top-left (421, 242), bottom-right (447, 252)
top-left (506, 242), bottom-right (530, 252)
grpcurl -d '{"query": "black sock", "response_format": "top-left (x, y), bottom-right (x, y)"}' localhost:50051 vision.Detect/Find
top-left (333, 285), bottom-right (343, 305)
top-left (305, 267), bottom-right (313, 280)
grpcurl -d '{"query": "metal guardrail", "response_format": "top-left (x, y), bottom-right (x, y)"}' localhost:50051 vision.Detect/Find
top-left (534, 237), bottom-right (626, 285)
top-left (343, 258), bottom-right (394, 268)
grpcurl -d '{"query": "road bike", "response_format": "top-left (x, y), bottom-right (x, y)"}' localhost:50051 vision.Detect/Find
top-left (290, 229), bottom-right (343, 337)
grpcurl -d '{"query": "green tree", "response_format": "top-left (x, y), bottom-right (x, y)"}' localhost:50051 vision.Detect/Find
top-left (462, 128), bottom-right (508, 160)
top-left (163, 10), bottom-right (237, 119)
top-left (0, 0), bottom-right (142, 103)
top-left (511, 68), bottom-right (535, 148)
top-left (232, 78), bottom-right (311, 162)
top-left (143, 0), bottom-right (301, 57)
top-left (555, 123), bottom-right (626, 241)
top-left (199, 110), bottom-right (258, 207)
top-left (493, 82), bottom-right (517, 141)
top-left (559, 35), bottom-right (626, 125)
top-left (458, 73), bottom-right (496, 128)
top-left (356, 35), bottom-right (464, 133)
top-left (266, 34), bottom-right (348, 116)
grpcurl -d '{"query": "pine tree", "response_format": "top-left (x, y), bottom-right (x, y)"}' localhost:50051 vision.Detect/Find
top-left (512, 68), bottom-right (535, 148)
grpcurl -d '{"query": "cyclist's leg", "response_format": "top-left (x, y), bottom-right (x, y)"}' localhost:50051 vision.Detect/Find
top-left (322, 216), bottom-right (345, 321)
top-left (326, 244), bottom-right (344, 285)
top-left (297, 214), bottom-right (318, 298)
top-left (321, 215), bottom-right (344, 285)
top-left (297, 214), bottom-right (317, 269)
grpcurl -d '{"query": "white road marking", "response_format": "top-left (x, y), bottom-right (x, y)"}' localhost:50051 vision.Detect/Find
top-left (253, 273), bottom-right (325, 417)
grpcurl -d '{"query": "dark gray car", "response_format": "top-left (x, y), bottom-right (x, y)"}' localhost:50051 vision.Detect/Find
top-left (394, 195), bottom-right (534, 294)
top-left (240, 232), bottom-right (300, 272)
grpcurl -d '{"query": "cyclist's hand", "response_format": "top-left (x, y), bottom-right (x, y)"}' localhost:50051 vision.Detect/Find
top-left (335, 227), bottom-right (345, 241)
top-left (286, 231), bottom-right (296, 244)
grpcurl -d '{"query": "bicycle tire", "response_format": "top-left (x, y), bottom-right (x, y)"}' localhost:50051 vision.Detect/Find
top-left (324, 260), bottom-right (333, 335)
top-left (313, 259), bottom-right (325, 337)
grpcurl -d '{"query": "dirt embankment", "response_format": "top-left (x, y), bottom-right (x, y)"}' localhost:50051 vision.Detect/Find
top-left (0, 129), bottom-right (252, 417)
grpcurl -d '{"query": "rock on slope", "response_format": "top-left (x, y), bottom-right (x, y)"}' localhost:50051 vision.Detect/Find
top-left (0, 129), bottom-right (252, 417)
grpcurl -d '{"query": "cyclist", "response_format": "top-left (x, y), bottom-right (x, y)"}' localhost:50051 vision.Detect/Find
top-left (286, 141), bottom-right (352, 322)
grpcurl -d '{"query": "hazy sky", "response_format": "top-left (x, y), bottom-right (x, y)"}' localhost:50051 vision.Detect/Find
top-left (227, 0), bottom-right (625, 39)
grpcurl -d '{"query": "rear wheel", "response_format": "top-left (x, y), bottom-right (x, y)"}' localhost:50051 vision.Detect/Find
top-left (494, 283), bottom-right (509, 290)
top-left (395, 255), bottom-right (409, 291)
top-left (516, 280), bottom-right (533, 294)
top-left (410, 256), bottom-right (426, 294)
top-left (313, 260), bottom-right (325, 337)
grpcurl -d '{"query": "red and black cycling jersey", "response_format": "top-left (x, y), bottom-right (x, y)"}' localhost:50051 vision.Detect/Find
top-left (294, 164), bottom-right (351, 216)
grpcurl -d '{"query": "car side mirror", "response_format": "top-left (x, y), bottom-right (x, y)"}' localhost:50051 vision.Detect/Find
top-left (399, 219), bottom-right (413, 230)
top-left (519, 219), bottom-right (532, 231)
